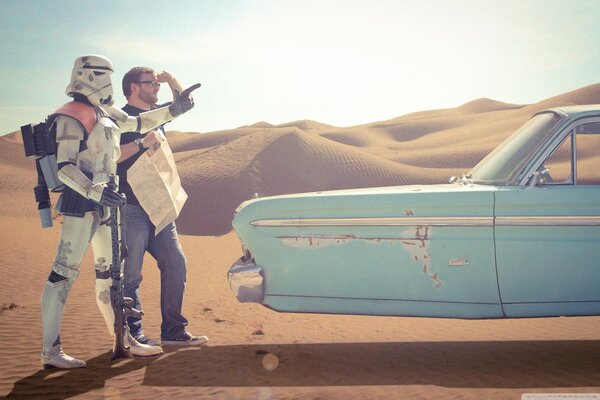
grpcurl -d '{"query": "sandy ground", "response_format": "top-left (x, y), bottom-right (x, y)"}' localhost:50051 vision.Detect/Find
top-left (1, 84), bottom-right (600, 399)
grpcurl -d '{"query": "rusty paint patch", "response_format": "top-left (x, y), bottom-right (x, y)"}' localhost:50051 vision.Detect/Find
top-left (279, 235), bottom-right (358, 249)
top-left (399, 226), bottom-right (441, 288)
top-left (277, 225), bottom-right (442, 288)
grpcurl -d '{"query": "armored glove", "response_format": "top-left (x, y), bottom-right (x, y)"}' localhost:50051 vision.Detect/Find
top-left (169, 83), bottom-right (201, 117)
top-left (99, 185), bottom-right (126, 207)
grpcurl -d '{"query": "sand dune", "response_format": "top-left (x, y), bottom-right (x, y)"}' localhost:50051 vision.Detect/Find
top-left (455, 97), bottom-right (522, 114)
top-left (173, 83), bottom-right (600, 236)
top-left (0, 138), bottom-right (33, 170)
top-left (273, 119), bottom-right (335, 131)
top-left (175, 127), bottom-right (449, 235)
top-left (1, 84), bottom-right (600, 399)
top-left (533, 83), bottom-right (600, 109)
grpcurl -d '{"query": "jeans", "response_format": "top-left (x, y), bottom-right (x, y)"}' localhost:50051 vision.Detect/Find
top-left (123, 204), bottom-right (188, 339)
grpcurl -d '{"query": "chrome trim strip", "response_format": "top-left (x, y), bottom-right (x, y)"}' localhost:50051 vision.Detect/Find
top-left (251, 217), bottom-right (493, 227)
top-left (266, 293), bottom-right (501, 305)
top-left (496, 216), bottom-right (600, 226)
top-left (251, 215), bottom-right (600, 227)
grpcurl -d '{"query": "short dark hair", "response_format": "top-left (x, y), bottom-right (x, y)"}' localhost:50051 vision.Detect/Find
top-left (122, 67), bottom-right (155, 98)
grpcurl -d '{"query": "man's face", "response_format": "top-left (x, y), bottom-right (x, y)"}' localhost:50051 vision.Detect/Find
top-left (134, 72), bottom-right (160, 106)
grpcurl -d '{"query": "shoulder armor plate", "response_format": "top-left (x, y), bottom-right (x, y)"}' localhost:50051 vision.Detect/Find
top-left (52, 101), bottom-right (98, 135)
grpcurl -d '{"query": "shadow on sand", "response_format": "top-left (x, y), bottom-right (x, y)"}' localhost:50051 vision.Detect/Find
top-left (143, 340), bottom-right (600, 388)
top-left (6, 340), bottom-right (600, 398)
top-left (4, 351), bottom-right (155, 399)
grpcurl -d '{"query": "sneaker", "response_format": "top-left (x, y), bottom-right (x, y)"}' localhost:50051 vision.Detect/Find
top-left (161, 331), bottom-right (209, 346)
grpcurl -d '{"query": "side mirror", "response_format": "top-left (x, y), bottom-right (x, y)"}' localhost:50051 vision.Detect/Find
top-left (527, 168), bottom-right (551, 187)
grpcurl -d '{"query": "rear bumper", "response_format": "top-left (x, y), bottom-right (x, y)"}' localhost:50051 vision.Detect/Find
top-left (228, 257), bottom-right (265, 303)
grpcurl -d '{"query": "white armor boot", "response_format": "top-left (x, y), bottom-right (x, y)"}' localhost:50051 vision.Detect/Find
top-left (41, 344), bottom-right (86, 369)
top-left (126, 328), bottom-right (163, 357)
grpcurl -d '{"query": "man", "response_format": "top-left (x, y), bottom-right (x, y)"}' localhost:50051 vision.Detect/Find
top-left (117, 67), bottom-right (208, 346)
top-left (40, 55), bottom-right (197, 369)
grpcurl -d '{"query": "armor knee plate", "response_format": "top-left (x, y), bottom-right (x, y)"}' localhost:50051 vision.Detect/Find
top-left (51, 261), bottom-right (80, 280)
top-left (94, 256), bottom-right (111, 279)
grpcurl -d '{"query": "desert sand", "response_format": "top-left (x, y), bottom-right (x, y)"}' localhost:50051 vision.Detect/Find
top-left (1, 84), bottom-right (600, 399)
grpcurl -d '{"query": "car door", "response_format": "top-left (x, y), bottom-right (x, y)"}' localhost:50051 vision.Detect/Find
top-left (495, 118), bottom-right (600, 317)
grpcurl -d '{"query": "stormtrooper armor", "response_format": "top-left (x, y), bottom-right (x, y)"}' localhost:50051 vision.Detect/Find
top-left (41, 55), bottom-right (197, 369)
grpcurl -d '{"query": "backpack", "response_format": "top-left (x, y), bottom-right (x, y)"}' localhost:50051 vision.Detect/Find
top-left (21, 101), bottom-right (97, 227)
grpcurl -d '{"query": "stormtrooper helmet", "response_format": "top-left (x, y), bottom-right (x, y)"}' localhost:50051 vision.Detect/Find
top-left (66, 55), bottom-right (115, 106)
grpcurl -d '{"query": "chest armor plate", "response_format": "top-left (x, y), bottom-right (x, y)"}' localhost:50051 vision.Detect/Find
top-left (78, 115), bottom-right (121, 183)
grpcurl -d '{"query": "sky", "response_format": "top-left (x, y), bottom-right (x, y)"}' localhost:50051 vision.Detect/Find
top-left (1, 0), bottom-right (599, 135)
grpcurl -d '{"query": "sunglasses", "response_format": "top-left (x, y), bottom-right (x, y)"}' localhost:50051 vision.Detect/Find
top-left (136, 80), bottom-right (161, 88)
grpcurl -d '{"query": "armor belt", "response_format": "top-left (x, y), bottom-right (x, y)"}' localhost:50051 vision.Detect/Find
top-left (57, 171), bottom-right (103, 218)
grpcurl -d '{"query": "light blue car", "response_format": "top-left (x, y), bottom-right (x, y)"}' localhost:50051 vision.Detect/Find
top-left (228, 106), bottom-right (600, 319)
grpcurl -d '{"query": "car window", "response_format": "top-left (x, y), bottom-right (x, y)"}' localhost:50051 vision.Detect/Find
top-left (538, 121), bottom-right (600, 186)
top-left (538, 134), bottom-right (573, 185)
top-left (576, 122), bottom-right (600, 185)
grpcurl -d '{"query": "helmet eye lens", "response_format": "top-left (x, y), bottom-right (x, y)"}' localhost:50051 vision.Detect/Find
top-left (93, 71), bottom-right (106, 76)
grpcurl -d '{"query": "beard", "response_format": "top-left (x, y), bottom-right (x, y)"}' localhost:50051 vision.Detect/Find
top-left (139, 90), bottom-right (158, 107)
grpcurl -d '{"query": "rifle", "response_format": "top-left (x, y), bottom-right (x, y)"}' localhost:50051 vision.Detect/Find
top-left (107, 175), bottom-right (142, 360)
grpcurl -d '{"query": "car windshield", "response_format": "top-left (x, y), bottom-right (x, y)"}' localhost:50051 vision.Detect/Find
top-left (468, 111), bottom-right (563, 185)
